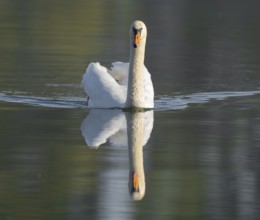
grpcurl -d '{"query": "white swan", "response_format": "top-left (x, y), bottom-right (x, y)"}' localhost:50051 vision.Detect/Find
top-left (126, 112), bottom-right (147, 200)
top-left (81, 110), bottom-right (154, 149)
top-left (81, 20), bottom-right (154, 109)
top-left (81, 110), bottom-right (154, 200)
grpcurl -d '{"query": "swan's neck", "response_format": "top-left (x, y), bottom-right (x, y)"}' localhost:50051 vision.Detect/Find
top-left (127, 112), bottom-right (145, 199)
top-left (128, 112), bottom-right (144, 174)
top-left (126, 44), bottom-right (146, 108)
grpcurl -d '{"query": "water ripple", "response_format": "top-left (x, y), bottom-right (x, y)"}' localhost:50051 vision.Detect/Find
top-left (0, 92), bottom-right (87, 108)
top-left (0, 90), bottom-right (260, 110)
top-left (155, 90), bottom-right (260, 110)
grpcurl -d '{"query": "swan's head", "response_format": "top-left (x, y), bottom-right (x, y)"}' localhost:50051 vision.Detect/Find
top-left (129, 171), bottom-right (145, 201)
top-left (130, 20), bottom-right (147, 48)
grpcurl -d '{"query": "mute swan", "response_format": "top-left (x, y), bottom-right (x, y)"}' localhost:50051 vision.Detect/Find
top-left (81, 110), bottom-right (154, 200)
top-left (81, 20), bottom-right (154, 109)
top-left (81, 110), bottom-right (153, 149)
top-left (126, 112), bottom-right (147, 200)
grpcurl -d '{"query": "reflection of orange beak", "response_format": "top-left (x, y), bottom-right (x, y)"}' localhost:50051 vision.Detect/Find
top-left (133, 32), bottom-right (141, 48)
top-left (133, 172), bottom-right (139, 191)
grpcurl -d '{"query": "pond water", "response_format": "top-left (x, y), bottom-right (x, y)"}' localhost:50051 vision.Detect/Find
top-left (1, 0), bottom-right (260, 220)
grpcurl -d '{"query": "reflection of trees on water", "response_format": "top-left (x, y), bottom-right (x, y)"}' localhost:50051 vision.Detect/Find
top-left (1, 1), bottom-right (260, 94)
top-left (2, 105), bottom-right (259, 219)
top-left (0, 0), bottom-right (260, 219)
top-left (146, 1), bottom-right (260, 92)
top-left (151, 107), bottom-right (260, 219)
top-left (202, 109), bottom-right (260, 219)
top-left (81, 106), bottom-right (260, 217)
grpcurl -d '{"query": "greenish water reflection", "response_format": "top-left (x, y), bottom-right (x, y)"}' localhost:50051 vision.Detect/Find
top-left (0, 0), bottom-right (260, 219)
top-left (1, 94), bottom-right (260, 219)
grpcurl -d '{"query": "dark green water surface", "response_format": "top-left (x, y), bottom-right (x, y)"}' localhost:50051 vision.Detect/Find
top-left (1, 1), bottom-right (260, 219)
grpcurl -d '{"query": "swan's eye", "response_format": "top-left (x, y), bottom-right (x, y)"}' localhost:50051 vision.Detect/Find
top-left (132, 28), bottom-right (142, 35)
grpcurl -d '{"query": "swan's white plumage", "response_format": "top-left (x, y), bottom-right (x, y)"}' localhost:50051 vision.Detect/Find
top-left (81, 61), bottom-right (154, 108)
top-left (81, 20), bottom-right (154, 109)
top-left (80, 109), bottom-right (153, 148)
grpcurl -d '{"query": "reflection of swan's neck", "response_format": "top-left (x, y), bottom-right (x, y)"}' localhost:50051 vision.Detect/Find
top-left (127, 112), bottom-right (145, 200)
top-left (126, 42), bottom-right (146, 108)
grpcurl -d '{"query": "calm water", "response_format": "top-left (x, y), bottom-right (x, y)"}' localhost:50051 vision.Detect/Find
top-left (1, 0), bottom-right (260, 219)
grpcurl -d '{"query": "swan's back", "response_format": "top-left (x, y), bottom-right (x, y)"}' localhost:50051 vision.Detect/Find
top-left (81, 62), bottom-right (154, 108)
top-left (81, 21), bottom-right (154, 109)
top-left (81, 62), bottom-right (126, 108)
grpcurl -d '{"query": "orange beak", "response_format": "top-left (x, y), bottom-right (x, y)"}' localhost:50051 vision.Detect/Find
top-left (133, 31), bottom-right (141, 48)
top-left (133, 172), bottom-right (139, 191)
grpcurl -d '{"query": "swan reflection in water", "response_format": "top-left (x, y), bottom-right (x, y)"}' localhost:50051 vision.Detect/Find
top-left (81, 109), bottom-right (154, 200)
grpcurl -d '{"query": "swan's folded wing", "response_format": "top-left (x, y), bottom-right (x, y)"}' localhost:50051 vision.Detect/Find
top-left (143, 110), bottom-right (154, 145)
top-left (81, 62), bottom-right (127, 108)
top-left (108, 62), bottom-right (129, 86)
top-left (81, 109), bottom-right (126, 148)
top-left (143, 66), bottom-right (154, 108)
top-left (109, 63), bottom-right (154, 108)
